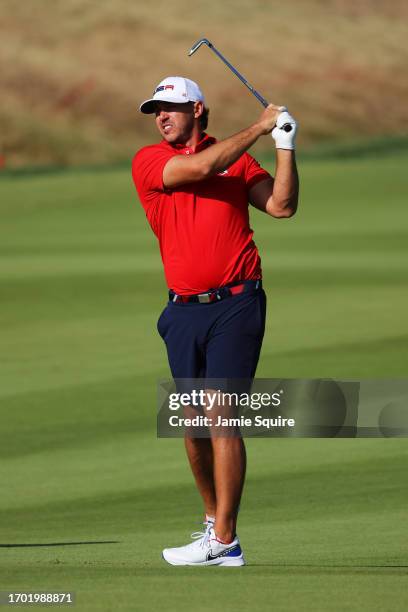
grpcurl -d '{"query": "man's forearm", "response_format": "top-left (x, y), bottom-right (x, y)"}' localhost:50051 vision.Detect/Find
top-left (196, 123), bottom-right (264, 176)
top-left (196, 104), bottom-right (284, 176)
top-left (268, 150), bottom-right (299, 217)
top-left (163, 104), bottom-right (282, 188)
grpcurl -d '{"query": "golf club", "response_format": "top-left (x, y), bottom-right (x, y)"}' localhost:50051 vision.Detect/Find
top-left (188, 38), bottom-right (292, 132)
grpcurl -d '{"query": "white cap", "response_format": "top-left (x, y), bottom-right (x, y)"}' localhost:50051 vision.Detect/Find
top-left (139, 76), bottom-right (205, 114)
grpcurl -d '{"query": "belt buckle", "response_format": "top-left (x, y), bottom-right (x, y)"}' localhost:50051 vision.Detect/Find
top-left (198, 292), bottom-right (211, 303)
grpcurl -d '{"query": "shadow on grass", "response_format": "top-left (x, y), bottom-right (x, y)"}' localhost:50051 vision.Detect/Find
top-left (0, 541), bottom-right (119, 548)
top-left (246, 563), bottom-right (408, 575)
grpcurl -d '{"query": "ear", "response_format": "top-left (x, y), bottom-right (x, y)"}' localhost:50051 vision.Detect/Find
top-left (193, 101), bottom-right (204, 120)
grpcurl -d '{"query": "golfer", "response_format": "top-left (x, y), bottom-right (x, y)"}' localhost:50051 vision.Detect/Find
top-left (132, 77), bottom-right (299, 566)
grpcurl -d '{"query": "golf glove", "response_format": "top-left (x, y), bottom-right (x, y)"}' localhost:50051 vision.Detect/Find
top-left (272, 110), bottom-right (298, 150)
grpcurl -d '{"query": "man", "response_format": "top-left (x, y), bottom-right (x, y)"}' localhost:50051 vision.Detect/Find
top-left (132, 76), bottom-right (298, 566)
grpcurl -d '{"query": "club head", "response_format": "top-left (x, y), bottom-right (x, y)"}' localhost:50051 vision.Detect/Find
top-left (188, 38), bottom-right (211, 56)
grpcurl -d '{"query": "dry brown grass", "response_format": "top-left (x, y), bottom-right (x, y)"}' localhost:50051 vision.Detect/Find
top-left (0, 0), bottom-right (407, 166)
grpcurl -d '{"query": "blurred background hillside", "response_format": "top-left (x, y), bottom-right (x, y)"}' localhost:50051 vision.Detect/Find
top-left (0, 0), bottom-right (407, 167)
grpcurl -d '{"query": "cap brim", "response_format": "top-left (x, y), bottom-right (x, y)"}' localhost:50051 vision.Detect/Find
top-left (139, 99), bottom-right (157, 114)
top-left (139, 97), bottom-right (194, 114)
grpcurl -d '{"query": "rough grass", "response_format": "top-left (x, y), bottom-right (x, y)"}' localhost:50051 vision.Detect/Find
top-left (0, 0), bottom-right (407, 166)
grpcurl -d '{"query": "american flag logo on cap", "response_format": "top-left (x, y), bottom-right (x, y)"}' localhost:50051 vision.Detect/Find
top-left (154, 84), bottom-right (175, 93)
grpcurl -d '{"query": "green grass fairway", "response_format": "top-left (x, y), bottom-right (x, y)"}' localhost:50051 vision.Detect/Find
top-left (1, 150), bottom-right (407, 611)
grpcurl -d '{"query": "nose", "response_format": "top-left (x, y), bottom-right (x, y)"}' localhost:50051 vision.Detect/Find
top-left (156, 108), bottom-right (169, 120)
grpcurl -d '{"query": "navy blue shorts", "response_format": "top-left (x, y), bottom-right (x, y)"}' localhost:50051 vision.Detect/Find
top-left (157, 287), bottom-right (266, 381)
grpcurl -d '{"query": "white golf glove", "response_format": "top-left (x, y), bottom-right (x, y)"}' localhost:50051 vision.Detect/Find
top-left (272, 108), bottom-right (298, 150)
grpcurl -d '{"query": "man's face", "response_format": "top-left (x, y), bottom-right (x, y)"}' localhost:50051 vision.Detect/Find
top-left (154, 101), bottom-right (200, 144)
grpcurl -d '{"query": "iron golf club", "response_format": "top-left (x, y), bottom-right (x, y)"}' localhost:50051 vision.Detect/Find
top-left (188, 38), bottom-right (292, 132)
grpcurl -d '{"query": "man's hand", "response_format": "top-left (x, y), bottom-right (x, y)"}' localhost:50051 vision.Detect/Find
top-left (255, 104), bottom-right (285, 135)
top-left (271, 111), bottom-right (298, 150)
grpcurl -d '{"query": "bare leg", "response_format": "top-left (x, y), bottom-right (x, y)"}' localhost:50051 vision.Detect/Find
top-left (183, 393), bottom-right (246, 538)
top-left (211, 436), bottom-right (246, 542)
top-left (184, 436), bottom-right (217, 519)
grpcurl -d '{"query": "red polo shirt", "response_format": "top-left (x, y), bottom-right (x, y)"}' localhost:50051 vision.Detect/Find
top-left (132, 133), bottom-right (271, 295)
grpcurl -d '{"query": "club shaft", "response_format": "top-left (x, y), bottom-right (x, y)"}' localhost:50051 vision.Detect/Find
top-left (206, 42), bottom-right (269, 108)
top-left (189, 38), bottom-right (292, 133)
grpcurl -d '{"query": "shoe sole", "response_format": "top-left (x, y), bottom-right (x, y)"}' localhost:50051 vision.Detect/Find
top-left (162, 552), bottom-right (246, 566)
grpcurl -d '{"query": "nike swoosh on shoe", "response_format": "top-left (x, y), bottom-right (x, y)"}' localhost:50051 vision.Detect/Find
top-left (206, 544), bottom-right (242, 561)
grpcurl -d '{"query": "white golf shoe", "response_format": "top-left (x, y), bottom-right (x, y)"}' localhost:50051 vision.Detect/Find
top-left (162, 526), bottom-right (245, 566)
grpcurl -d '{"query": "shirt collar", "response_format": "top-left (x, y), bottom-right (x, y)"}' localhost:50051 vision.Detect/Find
top-left (163, 133), bottom-right (216, 154)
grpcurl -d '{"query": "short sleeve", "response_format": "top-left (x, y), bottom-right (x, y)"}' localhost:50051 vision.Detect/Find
top-left (243, 153), bottom-right (272, 191)
top-left (132, 145), bottom-right (174, 208)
